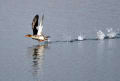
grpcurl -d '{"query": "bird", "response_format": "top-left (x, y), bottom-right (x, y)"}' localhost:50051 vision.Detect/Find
top-left (25, 14), bottom-right (49, 42)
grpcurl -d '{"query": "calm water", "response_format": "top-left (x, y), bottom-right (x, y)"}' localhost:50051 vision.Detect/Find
top-left (0, 0), bottom-right (120, 81)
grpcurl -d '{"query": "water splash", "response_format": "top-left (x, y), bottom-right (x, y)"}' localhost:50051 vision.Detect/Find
top-left (78, 34), bottom-right (85, 41)
top-left (106, 28), bottom-right (117, 38)
top-left (46, 28), bottom-right (120, 44)
top-left (47, 39), bottom-right (51, 42)
top-left (97, 30), bottom-right (105, 40)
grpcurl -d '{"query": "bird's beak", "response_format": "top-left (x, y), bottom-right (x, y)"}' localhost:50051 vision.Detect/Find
top-left (24, 34), bottom-right (32, 37)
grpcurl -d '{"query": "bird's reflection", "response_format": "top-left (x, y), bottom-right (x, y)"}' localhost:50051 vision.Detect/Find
top-left (31, 44), bottom-right (48, 81)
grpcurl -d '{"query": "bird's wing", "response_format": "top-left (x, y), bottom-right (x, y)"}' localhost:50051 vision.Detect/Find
top-left (32, 15), bottom-right (39, 35)
top-left (37, 14), bottom-right (44, 35)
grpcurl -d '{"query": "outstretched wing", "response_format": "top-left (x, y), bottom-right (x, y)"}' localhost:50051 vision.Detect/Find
top-left (32, 14), bottom-right (39, 35)
top-left (37, 14), bottom-right (44, 35)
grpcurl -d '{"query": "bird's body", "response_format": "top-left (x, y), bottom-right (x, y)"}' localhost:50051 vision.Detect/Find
top-left (25, 34), bottom-right (48, 42)
top-left (25, 14), bottom-right (49, 42)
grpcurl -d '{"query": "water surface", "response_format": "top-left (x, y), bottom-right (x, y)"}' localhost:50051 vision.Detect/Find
top-left (0, 0), bottom-right (120, 81)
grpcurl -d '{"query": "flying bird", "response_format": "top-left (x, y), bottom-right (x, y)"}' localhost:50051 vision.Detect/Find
top-left (25, 14), bottom-right (49, 42)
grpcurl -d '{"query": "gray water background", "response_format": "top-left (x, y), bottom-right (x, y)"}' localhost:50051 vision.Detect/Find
top-left (0, 0), bottom-right (120, 81)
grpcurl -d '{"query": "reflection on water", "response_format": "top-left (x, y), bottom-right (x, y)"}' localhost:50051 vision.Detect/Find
top-left (29, 44), bottom-right (48, 81)
top-left (96, 41), bottom-right (106, 80)
top-left (96, 40), bottom-right (106, 67)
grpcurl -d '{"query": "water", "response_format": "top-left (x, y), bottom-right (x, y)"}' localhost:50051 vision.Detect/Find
top-left (0, 0), bottom-right (120, 81)
top-left (97, 30), bottom-right (105, 40)
top-left (106, 28), bottom-right (117, 38)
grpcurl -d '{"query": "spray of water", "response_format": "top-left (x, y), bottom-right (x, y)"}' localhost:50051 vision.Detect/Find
top-left (77, 33), bottom-right (85, 41)
top-left (106, 28), bottom-right (117, 38)
top-left (46, 28), bottom-right (120, 43)
top-left (97, 30), bottom-right (105, 40)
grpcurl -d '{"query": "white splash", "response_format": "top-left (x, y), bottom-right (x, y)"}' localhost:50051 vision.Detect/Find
top-left (106, 28), bottom-right (117, 38)
top-left (97, 30), bottom-right (105, 40)
top-left (48, 39), bottom-right (51, 42)
top-left (78, 34), bottom-right (85, 41)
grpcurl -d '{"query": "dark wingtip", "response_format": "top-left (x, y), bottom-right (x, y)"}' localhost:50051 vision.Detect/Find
top-left (35, 14), bottom-right (39, 19)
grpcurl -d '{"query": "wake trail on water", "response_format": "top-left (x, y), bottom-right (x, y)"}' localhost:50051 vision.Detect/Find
top-left (47, 28), bottom-right (120, 43)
